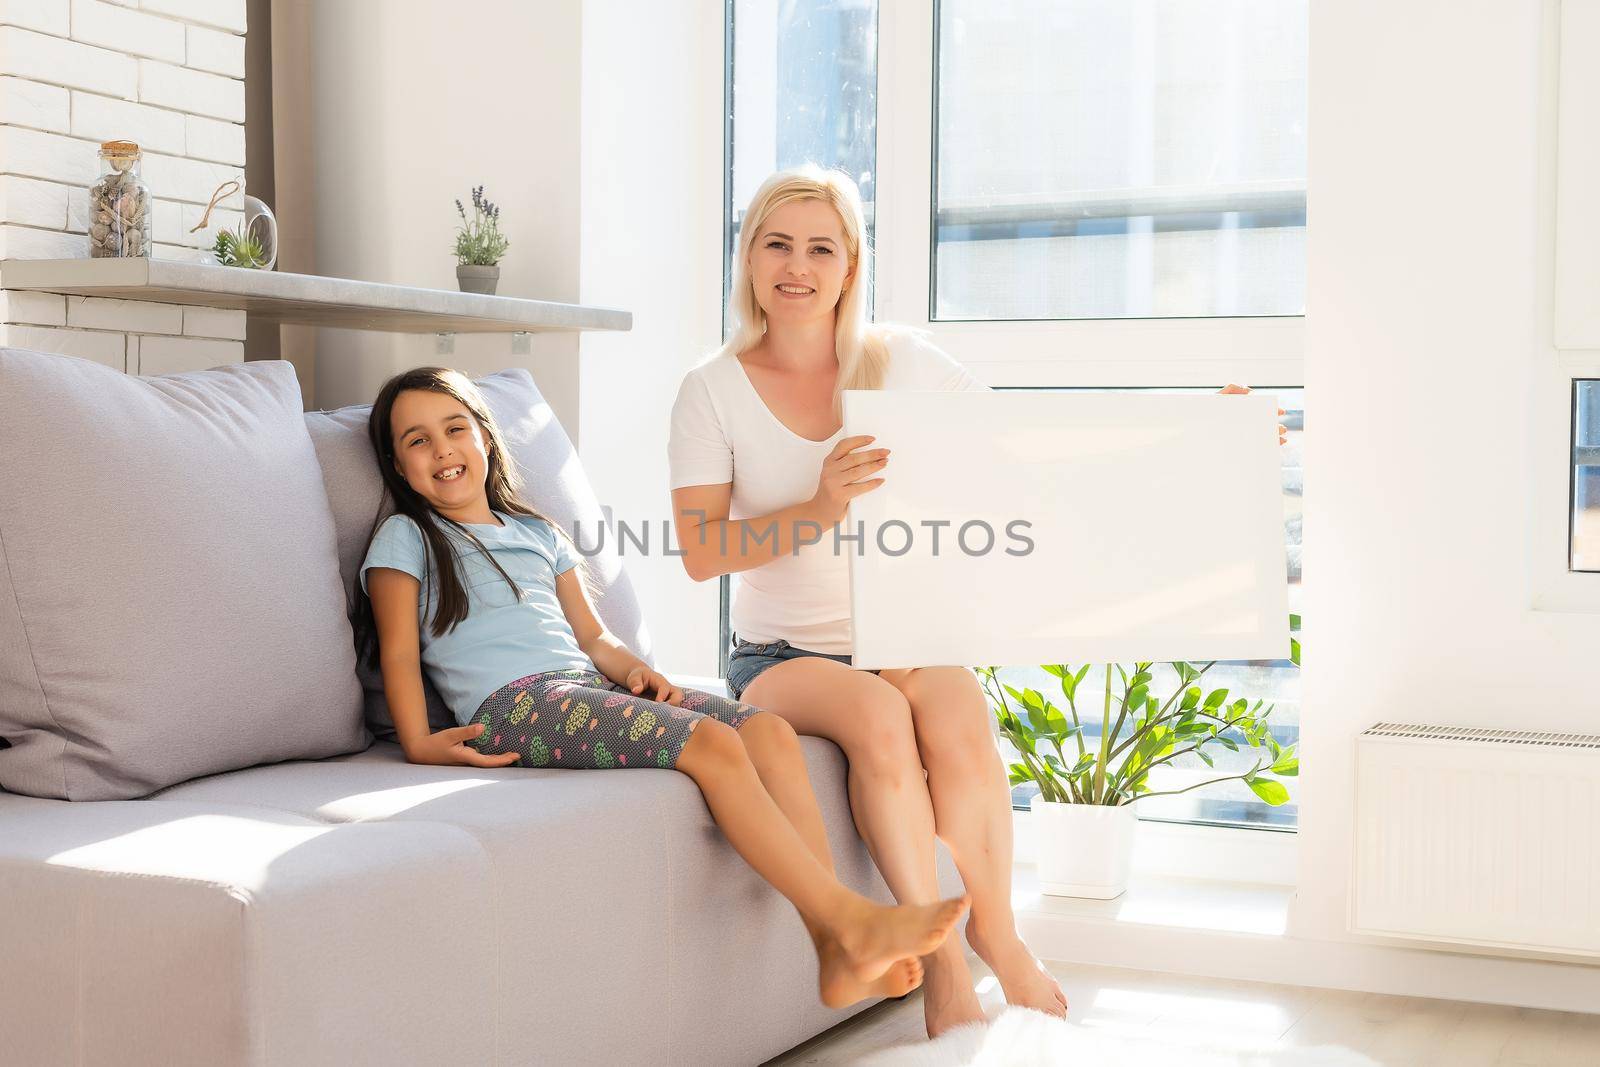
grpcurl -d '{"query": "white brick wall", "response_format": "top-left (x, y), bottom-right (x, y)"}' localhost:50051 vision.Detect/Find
top-left (0, 0), bottom-right (248, 373)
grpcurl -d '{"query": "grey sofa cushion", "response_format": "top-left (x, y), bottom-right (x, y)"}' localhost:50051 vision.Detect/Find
top-left (0, 349), bottom-right (370, 801)
top-left (305, 366), bottom-right (654, 743)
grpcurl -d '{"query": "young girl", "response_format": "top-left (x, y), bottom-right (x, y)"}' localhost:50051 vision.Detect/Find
top-left (352, 365), bottom-right (968, 1010)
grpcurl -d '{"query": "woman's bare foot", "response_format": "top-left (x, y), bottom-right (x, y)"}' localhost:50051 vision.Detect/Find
top-left (966, 915), bottom-right (1068, 1017)
top-left (921, 944), bottom-right (987, 1038)
top-left (826, 893), bottom-right (969, 982)
top-left (815, 936), bottom-right (923, 1008)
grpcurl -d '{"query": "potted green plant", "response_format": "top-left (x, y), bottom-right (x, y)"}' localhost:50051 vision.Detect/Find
top-left (977, 615), bottom-right (1301, 899)
top-left (453, 185), bottom-right (509, 294)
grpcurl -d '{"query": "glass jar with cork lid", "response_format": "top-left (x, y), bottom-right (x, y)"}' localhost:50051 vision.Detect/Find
top-left (88, 139), bottom-right (151, 258)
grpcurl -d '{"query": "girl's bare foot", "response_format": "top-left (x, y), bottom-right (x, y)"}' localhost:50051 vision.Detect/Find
top-left (966, 915), bottom-right (1068, 1017)
top-left (815, 936), bottom-right (923, 1008)
top-left (921, 944), bottom-right (987, 1038)
top-left (827, 893), bottom-right (969, 982)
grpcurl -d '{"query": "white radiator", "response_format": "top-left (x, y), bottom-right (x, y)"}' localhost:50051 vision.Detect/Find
top-left (1351, 721), bottom-right (1600, 959)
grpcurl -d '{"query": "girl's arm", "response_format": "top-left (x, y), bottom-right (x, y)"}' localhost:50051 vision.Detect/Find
top-left (554, 568), bottom-right (680, 704)
top-left (368, 567), bottom-right (519, 766)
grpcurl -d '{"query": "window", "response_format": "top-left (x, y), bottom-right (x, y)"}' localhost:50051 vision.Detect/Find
top-left (722, 2), bottom-right (1307, 832)
top-left (932, 0), bottom-right (1308, 321)
top-left (996, 385), bottom-right (1303, 830)
top-left (1574, 380), bottom-right (1600, 571)
top-left (726, 0), bottom-right (881, 329)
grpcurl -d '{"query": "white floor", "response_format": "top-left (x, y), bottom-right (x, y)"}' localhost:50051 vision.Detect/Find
top-left (764, 952), bottom-right (1600, 1066)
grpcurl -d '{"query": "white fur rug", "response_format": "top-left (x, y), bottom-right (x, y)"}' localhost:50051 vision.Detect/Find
top-left (856, 1007), bottom-right (1381, 1067)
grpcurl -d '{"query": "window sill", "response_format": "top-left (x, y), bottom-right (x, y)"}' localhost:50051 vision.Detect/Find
top-left (1011, 862), bottom-right (1294, 938)
top-left (1010, 807), bottom-right (1298, 887)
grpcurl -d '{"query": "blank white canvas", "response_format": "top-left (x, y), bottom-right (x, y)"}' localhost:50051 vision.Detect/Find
top-left (841, 390), bottom-right (1290, 670)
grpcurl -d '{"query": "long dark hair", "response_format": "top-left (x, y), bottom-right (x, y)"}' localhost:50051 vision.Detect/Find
top-left (351, 366), bottom-right (592, 673)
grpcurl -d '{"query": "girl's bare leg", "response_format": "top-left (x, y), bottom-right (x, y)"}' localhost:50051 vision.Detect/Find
top-left (673, 716), bottom-right (969, 986)
top-left (736, 711), bottom-right (925, 1006)
top-left (741, 661), bottom-right (988, 1038)
top-left (882, 666), bottom-right (1068, 1018)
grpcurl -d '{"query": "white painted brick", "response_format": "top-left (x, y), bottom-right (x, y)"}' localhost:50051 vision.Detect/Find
top-left (138, 0), bottom-right (243, 33)
top-left (151, 239), bottom-right (192, 259)
top-left (0, 289), bottom-right (66, 325)
top-left (64, 183), bottom-right (88, 228)
top-left (140, 149), bottom-right (240, 205)
top-left (66, 294), bottom-right (183, 333)
top-left (70, 90), bottom-right (185, 154)
top-left (0, 324), bottom-right (125, 369)
top-left (181, 304), bottom-right (244, 340)
top-left (147, 196), bottom-right (238, 246)
top-left (133, 332), bottom-right (239, 375)
top-left (0, 221), bottom-right (83, 257)
top-left (70, 0), bottom-right (184, 63)
top-left (137, 58), bottom-right (241, 121)
top-left (0, 0), bottom-right (69, 36)
top-left (0, 174), bottom-right (69, 227)
top-left (0, 125), bottom-right (99, 184)
top-left (0, 76), bottom-right (70, 131)
top-left (0, 26), bottom-right (137, 99)
top-left (184, 23), bottom-right (242, 77)
top-left (183, 113), bottom-right (242, 165)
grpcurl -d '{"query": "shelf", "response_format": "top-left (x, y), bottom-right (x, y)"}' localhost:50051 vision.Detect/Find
top-left (0, 258), bottom-right (631, 334)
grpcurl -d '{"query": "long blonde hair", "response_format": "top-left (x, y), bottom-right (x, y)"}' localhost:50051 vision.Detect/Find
top-left (719, 164), bottom-right (921, 416)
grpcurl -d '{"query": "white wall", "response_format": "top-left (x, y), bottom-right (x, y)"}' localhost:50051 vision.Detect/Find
top-left (578, 0), bottom-right (726, 674)
top-left (288, 0), bottom-right (583, 434)
top-left (1301, 0), bottom-right (1600, 999)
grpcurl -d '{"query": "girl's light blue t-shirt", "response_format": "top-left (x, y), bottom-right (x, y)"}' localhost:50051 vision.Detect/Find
top-left (360, 509), bottom-right (596, 726)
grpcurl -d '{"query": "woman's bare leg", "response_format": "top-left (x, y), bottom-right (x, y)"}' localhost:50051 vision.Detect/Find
top-left (881, 667), bottom-right (1069, 1018)
top-left (673, 716), bottom-right (968, 988)
top-left (736, 711), bottom-right (925, 1005)
top-left (741, 660), bottom-right (988, 1037)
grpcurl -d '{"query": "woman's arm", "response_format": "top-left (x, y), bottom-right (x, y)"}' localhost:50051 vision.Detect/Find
top-left (670, 483), bottom-right (827, 583)
top-left (671, 434), bottom-right (889, 583)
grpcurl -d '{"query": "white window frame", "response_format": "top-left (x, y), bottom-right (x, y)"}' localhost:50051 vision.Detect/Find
top-left (720, 1), bottom-right (1305, 882)
top-left (872, 1), bottom-right (1305, 392)
top-left (869, 2), bottom-right (1303, 881)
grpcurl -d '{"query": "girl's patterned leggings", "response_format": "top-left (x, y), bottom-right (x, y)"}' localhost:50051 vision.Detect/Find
top-left (466, 667), bottom-right (762, 770)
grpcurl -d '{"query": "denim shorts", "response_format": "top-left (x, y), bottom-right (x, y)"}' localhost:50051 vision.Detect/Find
top-left (725, 633), bottom-right (880, 700)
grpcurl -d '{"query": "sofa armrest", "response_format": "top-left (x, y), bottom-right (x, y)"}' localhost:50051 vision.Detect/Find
top-left (0, 792), bottom-right (493, 1065)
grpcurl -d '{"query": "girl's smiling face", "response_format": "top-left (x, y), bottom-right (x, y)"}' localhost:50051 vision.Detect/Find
top-left (389, 387), bottom-right (492, 515)
top-left (746, 197), bottom-right (855, 325)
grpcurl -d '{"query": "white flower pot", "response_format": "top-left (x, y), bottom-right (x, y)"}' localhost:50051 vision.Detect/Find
top-left (1030, 793), bottom-right (1138, 899)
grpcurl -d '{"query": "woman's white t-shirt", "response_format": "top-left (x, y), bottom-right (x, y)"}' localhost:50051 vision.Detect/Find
top-left (667, 329), bottom-right (989, 656)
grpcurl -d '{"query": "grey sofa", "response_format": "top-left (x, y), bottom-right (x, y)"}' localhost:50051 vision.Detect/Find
top-left (0, 350), bottom-right (961, 1066)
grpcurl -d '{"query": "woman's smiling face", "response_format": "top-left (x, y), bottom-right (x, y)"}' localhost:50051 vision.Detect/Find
top-left (746, 197), bottom-right (855, 325)
top-left (389, 387), bottom-right (491, 511)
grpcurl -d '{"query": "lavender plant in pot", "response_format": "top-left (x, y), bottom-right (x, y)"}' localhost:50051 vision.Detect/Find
top-left (977, 615), bottom-right (1300, 899)
top-left (453, 185), bottom-right (509, 294)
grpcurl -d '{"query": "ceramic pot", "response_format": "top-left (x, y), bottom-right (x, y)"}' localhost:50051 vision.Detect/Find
top-left (1030, 793), bottom-right (1138, 899)
top-left (457, 264), bottom-right (500, 295)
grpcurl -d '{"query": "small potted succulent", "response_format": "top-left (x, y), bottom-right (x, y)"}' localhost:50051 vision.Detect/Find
top-left (210, 217), bottom-right (270, 269)
top-left (978, 615), bottom-right (1301, 899)
top-left (453, 185), bottom-right (509, 294)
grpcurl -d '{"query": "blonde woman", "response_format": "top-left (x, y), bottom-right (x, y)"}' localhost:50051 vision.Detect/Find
top-left (667, 164), bottom-right (1068, 1037)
